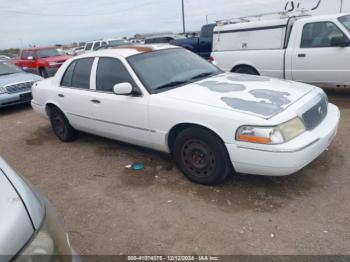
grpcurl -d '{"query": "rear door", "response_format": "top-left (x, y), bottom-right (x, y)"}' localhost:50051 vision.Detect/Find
top-left (89, 56), bottom-right (151, 147)
top-left (20, 50), bottom-right (37, 73)
top-left (291, 20), bottom-right (350, 87)
top-left (58, 57), bottom-right (97, 132)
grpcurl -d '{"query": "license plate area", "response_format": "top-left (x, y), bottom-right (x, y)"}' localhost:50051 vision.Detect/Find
top-left (20, 93), bottom-right (33, 102)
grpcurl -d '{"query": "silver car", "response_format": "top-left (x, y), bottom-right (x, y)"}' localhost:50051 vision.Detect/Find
top-left (0, 157), bottom-right (79, 261)
top-left (0, 60), bottom-right (42, 108)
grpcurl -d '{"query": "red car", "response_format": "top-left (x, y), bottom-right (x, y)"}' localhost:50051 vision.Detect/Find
top-left (13, 47), bottom-right (71, 78)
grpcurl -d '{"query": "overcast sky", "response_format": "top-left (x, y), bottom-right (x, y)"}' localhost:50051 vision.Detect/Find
top-left (0, 0), bottom-right (349, 49)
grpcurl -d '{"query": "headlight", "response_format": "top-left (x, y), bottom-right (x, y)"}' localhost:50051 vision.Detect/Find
top-left (16, 202), bottom-right (72, 261)
top-left (236, 117), bottom-right (305, 145)
top-left (0, 86), bottom-right (7, 94)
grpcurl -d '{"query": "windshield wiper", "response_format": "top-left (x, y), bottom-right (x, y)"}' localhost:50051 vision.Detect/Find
top-left (0, 73), bottom-right (13, 76)
top-left (190, 72), bottom-right (215, 80)
top-left (154, 80), bottom-right (189, 90)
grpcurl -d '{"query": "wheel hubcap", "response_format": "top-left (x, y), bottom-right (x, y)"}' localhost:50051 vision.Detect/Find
top-left (181, 139), bottom-right (216, 178)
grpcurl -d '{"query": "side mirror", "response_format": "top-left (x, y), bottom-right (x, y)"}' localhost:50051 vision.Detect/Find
top-left (113, 82), bottom-right (133, 95)
top-left (27, 56), bottom-right (35, 60)
top-left (331, 36), bottom-right (350, 47)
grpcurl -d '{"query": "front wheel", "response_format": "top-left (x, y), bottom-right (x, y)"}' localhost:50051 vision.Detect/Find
top-left (173, 128), bottom-right (233, 185)
top-left (49, 107), bottom-right (78, 142)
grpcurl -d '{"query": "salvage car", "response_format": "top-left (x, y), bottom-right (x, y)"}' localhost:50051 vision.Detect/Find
top-left (0, 157), bottom-right (79, 261)
top-left (0, 60), bottom-right (42, 108)
top-left (31, 45), bottom-right (340, 185)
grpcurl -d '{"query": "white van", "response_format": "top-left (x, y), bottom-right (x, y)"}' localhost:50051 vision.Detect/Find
top-left (212, 11), bottom-right (350, 88)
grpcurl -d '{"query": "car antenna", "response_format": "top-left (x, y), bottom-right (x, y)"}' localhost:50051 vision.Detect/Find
top-left (311, 0), bottom-right (321, 10)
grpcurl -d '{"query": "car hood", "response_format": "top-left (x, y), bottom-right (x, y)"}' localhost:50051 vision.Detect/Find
top-left (0, 72), bottom-right (43, 87)
top-left (41, 55), bottom-right (70, 63)
top-left (160, 73), bottom-right (316, 119)
top-left (0, 161), bottom-right (35, 257)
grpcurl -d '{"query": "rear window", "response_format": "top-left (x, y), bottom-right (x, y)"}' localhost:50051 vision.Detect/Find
top-left (85, 43), bottom-right (93, 51)
top-left (61, 58), bottom-right (94, 89)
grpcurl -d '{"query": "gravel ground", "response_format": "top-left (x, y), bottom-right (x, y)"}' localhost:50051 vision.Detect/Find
top-left (0, 89), bottom-right (349, 255)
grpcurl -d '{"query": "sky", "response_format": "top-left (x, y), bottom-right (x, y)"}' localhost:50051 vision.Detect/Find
top-left (0, 0), bottom-right (349, 49)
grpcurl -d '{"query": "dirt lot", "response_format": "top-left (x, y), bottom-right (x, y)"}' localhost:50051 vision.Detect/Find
top-left (0, 89), bottom-right (350, 255)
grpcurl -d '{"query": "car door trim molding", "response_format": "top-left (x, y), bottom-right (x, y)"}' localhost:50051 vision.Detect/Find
top-left (67, 112), bottom-right (156, 133)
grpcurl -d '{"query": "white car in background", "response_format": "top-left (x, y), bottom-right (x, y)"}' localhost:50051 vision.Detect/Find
top-left (212, 12), bottom-right (350, 88)
top-left (31, 45), bottom-right (340, 185)
top-left (84, 39), bottom-right (129, 53)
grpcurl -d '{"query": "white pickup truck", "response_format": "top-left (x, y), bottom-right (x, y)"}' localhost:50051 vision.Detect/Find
top-left (212, 12), bottom-right (350, 88)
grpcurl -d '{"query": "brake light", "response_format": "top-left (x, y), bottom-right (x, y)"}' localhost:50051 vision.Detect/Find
top-left (208, 56), bottom-right (214, 63)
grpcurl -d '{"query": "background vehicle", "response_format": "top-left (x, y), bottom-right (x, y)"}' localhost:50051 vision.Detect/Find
top-left (0, 157), bottom-right (78, 261)
top-left (84, 39), bottom-right (129, 53)
top-left (12, 47), bottom-right (70, 78)
top-left (144, 34), bottom-right (183, 44)
top-left (170, 24), bottom-right (216, 59)
top-left (0, 60), bottom-right (42, 108)
top-left (212, 10), bottom-right (350, 88)
top-left (31, 45), bottom-right (339, 185)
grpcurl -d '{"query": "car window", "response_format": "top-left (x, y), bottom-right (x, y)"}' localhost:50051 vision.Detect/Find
top-left (339, 15), bottom-right (350, 33)
top-left (21, 50), bottom-right (34, 60)
top-left (301, 21), bottom-right (347, 48)
top-left (61, 61), bottom-right (77, 87)
top-left (85, 42), bottom-right (93, 51)
top-left (96, 57), bottom-right (135, 92)
top-left (201, 24), bottom-right (214, 38)
top-left (93, 42), bottom-right (101, 50)
top-left (68, 58), bottom-right (94, 89)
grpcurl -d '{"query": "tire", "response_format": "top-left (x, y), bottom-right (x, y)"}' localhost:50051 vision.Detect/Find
top-left (233, 66), bottom-right (259, 75)
top-left (39, 68), bottom-right (49, 78)
top-left (173, 127), bottom-right (233, 185)
top-left (49, 107), bottom-right (78, 142)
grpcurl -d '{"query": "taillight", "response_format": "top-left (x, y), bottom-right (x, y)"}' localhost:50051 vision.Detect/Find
top-left (208, 56), bottom-right (214, 63)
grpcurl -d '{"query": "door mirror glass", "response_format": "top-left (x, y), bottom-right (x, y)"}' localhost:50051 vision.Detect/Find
top-left (331, 36), bottom-right (350, 47)
top-left (113, 82), bottom-right (133, 95)
top-left (27, 56), bottom-right (34, 60)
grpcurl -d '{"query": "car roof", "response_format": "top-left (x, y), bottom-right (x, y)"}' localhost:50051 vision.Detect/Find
top-left (81, 44), bottom-right (179, 58)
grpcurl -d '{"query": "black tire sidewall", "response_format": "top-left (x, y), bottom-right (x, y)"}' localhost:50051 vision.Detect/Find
top-left (173, 128), bottom-right (232, 185)
top-left (50, 108), bottom-right (77, 142)
top-left (39, 68), bottom-right (48, 78)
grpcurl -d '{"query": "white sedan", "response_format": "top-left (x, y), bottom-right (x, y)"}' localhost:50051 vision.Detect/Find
top-left (31, 45), bottom-right (340, 185)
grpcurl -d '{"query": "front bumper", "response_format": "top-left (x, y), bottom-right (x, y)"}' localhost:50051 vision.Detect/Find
top-left (0, 92), bottom-right (32, 108)
top-left (226, 103), bottom-right (340, 176)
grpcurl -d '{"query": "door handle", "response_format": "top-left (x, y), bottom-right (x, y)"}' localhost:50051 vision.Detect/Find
top-left (58, 94), bottom-right (64, 98)
top-left (91, 99), bottom-right (101, 104)
top-left (298, 53), bottom-right (306, 58)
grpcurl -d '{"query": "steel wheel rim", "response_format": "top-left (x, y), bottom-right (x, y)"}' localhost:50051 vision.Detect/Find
top-left (181, 139), bottom-right (216, 178)
top-left (52, 113), bottom-right (66, 138)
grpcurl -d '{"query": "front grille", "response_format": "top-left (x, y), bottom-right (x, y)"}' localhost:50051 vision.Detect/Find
top-left (5, 81), bottom-right (34, 94)
top-left (302, 95), bottom-right (328, 130)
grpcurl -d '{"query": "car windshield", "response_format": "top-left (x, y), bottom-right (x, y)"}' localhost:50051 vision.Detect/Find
top-left (339, 15), bottom-right (350, 33)
top-left (37, 48), bottom-right (65, 58)
top-left (0, 61), bottom-right (22, 76)
top-left (127, 48), bottom-right (222, 92)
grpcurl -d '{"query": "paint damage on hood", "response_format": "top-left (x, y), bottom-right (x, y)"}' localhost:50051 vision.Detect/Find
top-left (160, 73), bottom-right (316, 119)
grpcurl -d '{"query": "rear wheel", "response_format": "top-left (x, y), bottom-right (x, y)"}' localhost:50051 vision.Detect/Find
top-left (49, 107), bottom-right (78, 142)
top-left (233, 66), bottom-right (259, 75)
top-left (173, 128), bottom-right (233, 185)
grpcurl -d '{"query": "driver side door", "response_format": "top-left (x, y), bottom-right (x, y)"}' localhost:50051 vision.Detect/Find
top-left (89, 57), bottom-right (151, 147)
top-left (291, 20), bottom-right (350, 88)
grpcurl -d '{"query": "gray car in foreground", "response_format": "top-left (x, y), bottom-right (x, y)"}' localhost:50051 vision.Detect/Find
top-left (0, 157), bottom-right (79, 262)
top-left (0, 60), bottom-right (42, 108)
